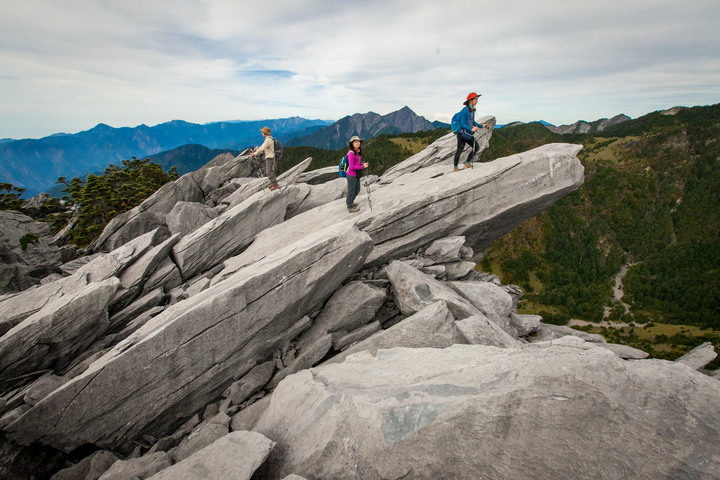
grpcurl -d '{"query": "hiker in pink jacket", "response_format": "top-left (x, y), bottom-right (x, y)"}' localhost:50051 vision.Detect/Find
top-left (346, 135), bottom-right (368, 213)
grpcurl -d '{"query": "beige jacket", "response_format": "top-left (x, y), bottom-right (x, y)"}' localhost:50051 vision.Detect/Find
top-left (255, 136), bottom-right (275, 159)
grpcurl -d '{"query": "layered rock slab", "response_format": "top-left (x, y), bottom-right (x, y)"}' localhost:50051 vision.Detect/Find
top-left (253, 343), bottom-right (720, 480)
top-left (217, 142), bottom-right (584, 277)
top-left (7, 224), bottom-right (374, 453)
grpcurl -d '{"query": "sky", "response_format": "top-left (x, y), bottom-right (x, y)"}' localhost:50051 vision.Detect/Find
top-left (1, 0), bottom-right (719, 140)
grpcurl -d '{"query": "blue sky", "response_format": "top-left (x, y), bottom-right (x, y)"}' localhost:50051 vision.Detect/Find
top-left (1, 0), bottom-right (719, 139)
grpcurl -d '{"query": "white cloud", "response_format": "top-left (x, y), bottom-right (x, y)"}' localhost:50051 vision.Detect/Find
top-left (0, 0), bottom-right (718, 138)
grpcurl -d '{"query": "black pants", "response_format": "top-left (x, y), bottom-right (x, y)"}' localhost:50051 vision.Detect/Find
top-left (453, 133), bottom-right (480, 168)
top-left (346, 175), bottom-right (361, 207)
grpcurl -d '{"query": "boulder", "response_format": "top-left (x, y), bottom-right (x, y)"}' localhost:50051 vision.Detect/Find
top-left (224, 361), bottom-right (275, 406)
top-left (0, 272), bottom-right (88, 336)
top-left (49, 450), bottom-right (118, 480)
top-left (0, 277), bottom-right (120, 385)
top-left (296, 282), bottom-right (386, 352)
top-left (596, 342), bottom-right (650, 360)
top-left (171, 422), bottom-right (229, 463)
top-left (455, 315), bottom-right (522, 348)
top-left (148, 431), bottom-right (275, 480)
top-left (295, 166), bottom-right (338, 185)
top-left (422, 236), bottom-right (466, 263)
top-left (326, 301), bottom-right (466, 365)
top-left (535, 323), bottom-right (607, 343)
top-left (166, 201), bottom-right (219, 236)
top-left (448, 280), bottom-right (517, 335)
top-left (286, 179), bottom-right (346, 218)
top-left (253, 343), bottom-right (720, 479)
top-left (676, 342), bottom-right (718, 370)
top-left (268, 334), bottom-right (333, 390)
top-left (509, 313), bottom-right (541, 337)
top-left (97, 452), bottom-right (171, 480)
top-left (24, 373), bottom-right (67, 406)
top-left (385, 260), bottom-right (481, 320)
top-left (172, 184), bottom-right (307, 279)
top-left (0, 210), bottom-right (63, 294)
top-left (111, 234), bottom-right (180, 312)
top-left (7, 224), bottom-right (374, 452)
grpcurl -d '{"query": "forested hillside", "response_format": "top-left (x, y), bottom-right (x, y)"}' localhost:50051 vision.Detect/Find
top-left (478, 104), bottom-right (720, 363)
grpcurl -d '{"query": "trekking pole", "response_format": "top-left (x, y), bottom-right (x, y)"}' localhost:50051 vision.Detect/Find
top-left (364, 165), bottom-right (373, 212)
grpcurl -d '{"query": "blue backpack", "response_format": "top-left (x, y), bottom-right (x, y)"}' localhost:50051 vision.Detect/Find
top-left (451, 110), bottom-right (463, 134)
top-left (338, 155), bottom-right (349, 177)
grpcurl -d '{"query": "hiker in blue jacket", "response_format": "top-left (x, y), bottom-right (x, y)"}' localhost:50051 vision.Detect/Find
top-left (453, 92), bottom-right (487, 172)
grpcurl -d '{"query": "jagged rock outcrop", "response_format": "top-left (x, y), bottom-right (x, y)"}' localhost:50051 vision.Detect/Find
top-left (0, 210), bottom-right (68, 294)
top-left (5, 123), bottom-right (707, 480)
top-left (7, 224), bottom-right (373, 452)
top-left (253, 341), bottom-right (720, 479)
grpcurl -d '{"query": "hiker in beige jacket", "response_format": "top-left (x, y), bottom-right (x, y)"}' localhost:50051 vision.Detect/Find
top-left (251, 126), bottom-right (279, 190)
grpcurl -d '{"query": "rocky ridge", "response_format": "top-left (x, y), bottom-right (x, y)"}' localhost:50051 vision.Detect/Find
top-left (1, 118), bottom-right (718, 479)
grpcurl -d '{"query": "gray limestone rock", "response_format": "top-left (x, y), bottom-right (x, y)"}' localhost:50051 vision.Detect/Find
top-left (378, 119), bottom-right (494, 184)
top-left (295, 165), bottom-right (338, 185)
top-left (148, 431), bottom-right (275, 480)
top-left (536, 323), bottom-right (607, 343)
top-left (254, 343), bottom-right (720, 480)
top-left (0, 277), bottom-right (120, 384)
top-left (108, 288), bottom-right (167, 333)
top-left (676, 342), bottom-right (718, 370)
top-left (224, 361), bottom-right (275, 406)
top-left (141, 258), bottom-right (183, 296)
top-left (332, 321), bottom-right (382, 351)
top-left (385, 260), bottom-right (481, 320)
top-left (23, 373), bottom-right (68, 406)
top-left (226, 142), bottom-right (584, 275)
top-left (172, 184), bottom-right (306, 279)
top-left (455, 315), bottom-right (522, 348)
top-left (442, 261), bottom-right (476, 280)
top-left (90, 170), bottom-right (206, 253)
top-left (510, 313), bottom-right (541, 337)
top-left (166, 201), bottom-right (219, 236)
top-left (7, 224), bottom-right (374, 452)
top-left (268, 334), bottom-right (333, 389)
top-left (0, 272), bottom-right (88, 336)
top-left (171, 422), bottom-right (229, 463)
top-left (296, 282), bottom-right (386, 353)
top-left (49, 450), bottom-right (118, 480)
top-left (595, 342), bottom-right (650, 359)
top-left (111, 234), bottom-right (180, 313)
top-left (97, 452), bottom-right (171, 480)
top-left (448, 280), bottom-right (517, 336)
top-left (326, 301), bottom-right (466, 365)
top-left (76, 228), bottom-right (167, 283)
top-left (230, 396), bottom-right (271, 432)
top-left (286, 178), bottom-right (346, 219)
top-left (422, 236), bottom-right (466, 263)
top-left (0, 210), bottom-right (63, 294)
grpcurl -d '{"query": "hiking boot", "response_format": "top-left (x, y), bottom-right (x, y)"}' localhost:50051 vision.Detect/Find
top-left (453, 168), bottom-right (460, 172)
top-left (348, 206), bottom-right (360, 213)
top-left (463, 163), bottom-right (473, 169)
top-left (351, 203), bottom-right (358, 208)
top-left (269, 184), bottom-right (280, 191)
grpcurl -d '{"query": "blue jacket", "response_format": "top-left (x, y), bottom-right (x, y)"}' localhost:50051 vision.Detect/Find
top-left (458, 106), bottom-right (480, 133)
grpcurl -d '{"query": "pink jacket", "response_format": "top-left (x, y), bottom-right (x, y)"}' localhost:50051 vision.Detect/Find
top-left (347, 150), bottom-right (363, 177)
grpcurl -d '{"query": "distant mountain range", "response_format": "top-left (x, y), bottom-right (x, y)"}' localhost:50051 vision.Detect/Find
top-left (286, 106), bottom-right (442, 150)
top-left (0, 106), bottom-right (445, 196)
top-left (0, 117), bottom-right (330, 195)
top-left (502, 114), bottom-right (631, 134)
